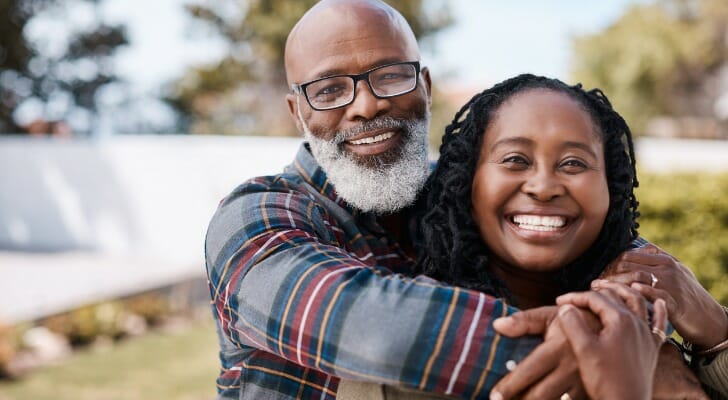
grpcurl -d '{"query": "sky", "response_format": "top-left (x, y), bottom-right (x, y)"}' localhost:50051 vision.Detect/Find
top-left (17, 0), bottom-right (653, 130)
top-left (97, 0), bottom-right (652, 94)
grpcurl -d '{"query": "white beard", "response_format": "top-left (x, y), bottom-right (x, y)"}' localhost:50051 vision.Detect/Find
top-left (297, 102), bottom-right (430, 214)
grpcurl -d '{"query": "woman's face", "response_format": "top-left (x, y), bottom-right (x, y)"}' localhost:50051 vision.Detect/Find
top-left (471, 89), bottom-right (609, 272)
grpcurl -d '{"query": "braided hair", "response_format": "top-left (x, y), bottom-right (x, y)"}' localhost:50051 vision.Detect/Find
top-left (416, 74), bottom-right (639, 302)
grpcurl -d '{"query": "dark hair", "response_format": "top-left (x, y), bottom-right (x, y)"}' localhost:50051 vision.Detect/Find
top-left (415, 74), bottom-right (639, 302)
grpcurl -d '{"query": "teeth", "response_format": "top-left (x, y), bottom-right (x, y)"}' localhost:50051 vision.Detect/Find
top-left (512, 215), bottom-right (566, 231)
top-left (348, 132), bottom-right (395, 145)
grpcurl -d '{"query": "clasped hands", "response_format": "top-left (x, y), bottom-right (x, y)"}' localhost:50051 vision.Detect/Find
top-left (490, 244), bottom-right (716, 400)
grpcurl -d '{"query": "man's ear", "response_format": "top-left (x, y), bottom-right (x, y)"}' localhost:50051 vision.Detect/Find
top-left (421, 66), bottom-right (433, 105)
top-left (285, 93), bottom-right (304, 133)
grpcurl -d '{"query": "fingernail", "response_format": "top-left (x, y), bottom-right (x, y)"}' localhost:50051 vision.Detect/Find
top-left (490, 391), bottom-right (504, 400)
top-left (492, 317), bottom-right (510, 331)
top-left (591, 279), bottom-right (605, 287)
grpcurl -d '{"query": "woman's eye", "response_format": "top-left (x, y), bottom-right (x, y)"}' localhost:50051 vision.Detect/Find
top-left (560, 159), bottom-right (588, 172)
top-left (502, 155), bottom-right (529, 169)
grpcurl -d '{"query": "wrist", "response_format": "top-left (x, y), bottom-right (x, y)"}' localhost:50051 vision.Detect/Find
top-left (684, 306), bottom-right (728, 357)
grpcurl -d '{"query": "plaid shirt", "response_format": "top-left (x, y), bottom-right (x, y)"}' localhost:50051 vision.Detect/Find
top-left (205, 144), bottom-right (540, 399)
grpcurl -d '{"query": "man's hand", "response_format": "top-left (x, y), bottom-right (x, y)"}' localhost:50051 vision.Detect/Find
top-left (598, 243), bottom-right (728, 348)
top-left (491, 306), bottom-right (590, 400)
top-left (652, 342), bottom-right (708, 400)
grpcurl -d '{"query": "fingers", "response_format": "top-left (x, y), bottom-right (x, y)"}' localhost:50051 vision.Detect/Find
top-left (654, 298), bottom-right (667, 329)
top-left (590, 281), bottom-right (648, 321)
top-left (490, 336), bottom-right (561, 399)
top-left (555, 304), bottom-right (598, 355)
top-left (493, 306), bottom-right (558, 337)
top-left (599, 269), bottom-right (655, 286)
top-left (629, 282), bottom-right (678, 317)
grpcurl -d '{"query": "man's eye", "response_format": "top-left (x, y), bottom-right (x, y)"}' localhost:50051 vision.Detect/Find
top-left (315, 85), bottom-right (345, 97)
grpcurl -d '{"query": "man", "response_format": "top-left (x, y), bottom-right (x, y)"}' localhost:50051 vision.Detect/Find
top-left (205, 1), bottom-right (722, 399)
top-left (205, 1), bottom-right (548, 398)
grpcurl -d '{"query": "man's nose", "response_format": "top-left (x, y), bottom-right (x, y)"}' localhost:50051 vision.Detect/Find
top-left (344, 80), bottom-right (390, 121)
top-left (522, 168), bottom-right (566, 202)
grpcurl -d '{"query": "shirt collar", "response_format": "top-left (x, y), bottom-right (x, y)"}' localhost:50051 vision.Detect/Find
top-left (286, 143), bottom-right (361, 216)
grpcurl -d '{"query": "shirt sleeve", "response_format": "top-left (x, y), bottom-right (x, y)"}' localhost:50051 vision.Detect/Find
top-left (694, 349), bottom-right (728, 398)
top-left (204, 182), bottom-right (541, 398)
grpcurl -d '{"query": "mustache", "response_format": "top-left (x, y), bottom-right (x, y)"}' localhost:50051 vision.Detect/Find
top-left (332, 116), bottom-right (409, 144)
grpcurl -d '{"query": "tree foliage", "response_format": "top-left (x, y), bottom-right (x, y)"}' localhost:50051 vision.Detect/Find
top-left (166, 0), bottom-right (453, 136)
top-left (570, 0), bottom-right (728, 134)
top-left (0, 0), bottom-right (128, 134)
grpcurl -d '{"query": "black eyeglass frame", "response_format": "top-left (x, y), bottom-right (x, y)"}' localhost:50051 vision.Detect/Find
top-left (290, 61), bottom-right (421, 111)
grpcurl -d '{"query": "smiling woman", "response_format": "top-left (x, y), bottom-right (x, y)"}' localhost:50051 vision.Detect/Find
top-left (417, 74), bottom-right (638, 305)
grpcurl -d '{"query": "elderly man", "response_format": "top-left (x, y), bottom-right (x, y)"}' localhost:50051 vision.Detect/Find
top-left (205, 1), bottom-right (726, 399)
top-left (205, 1), bottom-right (544, 398)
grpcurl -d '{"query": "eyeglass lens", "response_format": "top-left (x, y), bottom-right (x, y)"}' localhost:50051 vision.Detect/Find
top-left (305, 63), bottom-right (417, 110)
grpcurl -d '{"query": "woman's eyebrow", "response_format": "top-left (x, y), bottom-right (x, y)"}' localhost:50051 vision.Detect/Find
top-left (489, 137), bottom-right (532, 152)
top-left (561, 141), bottom-right (598, 159)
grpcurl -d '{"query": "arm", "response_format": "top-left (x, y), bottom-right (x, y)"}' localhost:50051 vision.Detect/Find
top-left (205, 182), bottom-right (540, 398)
top-left (597, 243), bottom-right (728, 349)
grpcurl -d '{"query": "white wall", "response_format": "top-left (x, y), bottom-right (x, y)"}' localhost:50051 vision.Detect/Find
top-left (1, 135), bottom-right (726, 323)
top-left (0, 135), bottom-right (302, 322)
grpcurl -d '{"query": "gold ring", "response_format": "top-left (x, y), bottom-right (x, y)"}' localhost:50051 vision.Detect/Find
top-left (560, 393), bottom-right (573, 400)
top-left (650, 273), bottom-right (658, 288)
top-left (652, 326), bottom-right (667, 342)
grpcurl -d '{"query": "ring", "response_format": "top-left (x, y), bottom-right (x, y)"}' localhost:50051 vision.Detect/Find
top-left (560, 393), bottom-right (573, 400)
top-left (650, 273), bottom-right (659, 288)
top-left (652, 326), bottom-right (668, 342)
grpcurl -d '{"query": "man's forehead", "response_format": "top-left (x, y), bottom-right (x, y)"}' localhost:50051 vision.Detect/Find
top-left (285, 0), bottom-right (419, 83)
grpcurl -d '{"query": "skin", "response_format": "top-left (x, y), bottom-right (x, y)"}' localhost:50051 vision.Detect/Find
top-left (554, 292), bottom-right (668, 399)
top-left (598, 243), bottom-right (728, 349)
top-left (284, 0), bottom-right (431, 164)
top-left (472, 89), bottom-right (609, 309)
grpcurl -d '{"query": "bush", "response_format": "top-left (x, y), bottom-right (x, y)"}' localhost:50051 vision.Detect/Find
top-left (636, 172), bottom-right (728, 305)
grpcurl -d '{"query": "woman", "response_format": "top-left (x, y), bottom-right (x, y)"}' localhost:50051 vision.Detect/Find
top-left (420, 75), bottom-right (726, 396)
top-left (339, 74), bottom-right (722, 399)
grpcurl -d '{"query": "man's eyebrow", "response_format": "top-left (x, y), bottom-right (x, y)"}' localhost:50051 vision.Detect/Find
top-left (313, 58), bottom-right (407, 80)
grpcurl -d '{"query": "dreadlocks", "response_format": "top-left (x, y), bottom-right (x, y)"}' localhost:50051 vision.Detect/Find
top-left (415, 74), bottom-right (639, 303)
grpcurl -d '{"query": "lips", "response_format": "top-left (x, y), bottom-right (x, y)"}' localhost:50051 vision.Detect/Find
top-left (342, 129), bottom-right (402, 157)
top-left (347, 131), bottom-right (396, 145)
top-left (509, 214), bottom-right (569, 232)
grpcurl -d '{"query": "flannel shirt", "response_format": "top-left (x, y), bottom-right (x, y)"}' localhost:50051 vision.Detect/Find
top-left (204, 144), bottom-right (540, 400)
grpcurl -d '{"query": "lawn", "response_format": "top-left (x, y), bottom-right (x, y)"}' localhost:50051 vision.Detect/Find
top-left (0, 318), bottom-right (220, 400)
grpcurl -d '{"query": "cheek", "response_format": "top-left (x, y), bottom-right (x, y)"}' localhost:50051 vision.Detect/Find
top-left (581, 173), bottom-right (610, 227)
top-left (306, 110), bottom-right (343, 141)
top-left (471, 166), bottom-right (505, 232)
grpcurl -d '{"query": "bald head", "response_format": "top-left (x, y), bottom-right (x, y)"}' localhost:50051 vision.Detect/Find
top-left (284, 0), bottom-right (420, 85)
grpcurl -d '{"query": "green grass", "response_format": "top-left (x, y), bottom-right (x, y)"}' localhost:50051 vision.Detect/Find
top-left (0, 318), bottom-right (220, 400)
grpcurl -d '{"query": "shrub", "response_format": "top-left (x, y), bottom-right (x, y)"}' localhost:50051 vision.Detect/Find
top-left (636, 172), bottom-right (728, 305)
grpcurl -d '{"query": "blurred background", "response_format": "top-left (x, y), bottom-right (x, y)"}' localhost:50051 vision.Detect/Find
top-left (1, 0), bottom-right (727, 399)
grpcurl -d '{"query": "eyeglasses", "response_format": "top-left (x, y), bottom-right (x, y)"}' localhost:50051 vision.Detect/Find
top-left (291, 61), bottom-right (421, 111)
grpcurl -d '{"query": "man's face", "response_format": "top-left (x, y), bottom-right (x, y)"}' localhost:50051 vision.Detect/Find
top-left (285, 6), bottom-right (432, 213)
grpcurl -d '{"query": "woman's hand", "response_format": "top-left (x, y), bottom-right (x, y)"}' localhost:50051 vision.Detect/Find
top-left (596, 243), bottom-right (728, 349)
top-left (554, 290), bottom-right (668, 400)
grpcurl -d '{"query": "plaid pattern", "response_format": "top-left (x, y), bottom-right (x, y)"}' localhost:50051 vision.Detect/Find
top-left (204, 144), bottom-right (540, 399)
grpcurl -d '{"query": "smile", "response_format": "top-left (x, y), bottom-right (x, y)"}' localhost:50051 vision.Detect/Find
top-left (347, 131), bottom-right (396, 145)
top-left (511, 214), bottom-right (567, 232)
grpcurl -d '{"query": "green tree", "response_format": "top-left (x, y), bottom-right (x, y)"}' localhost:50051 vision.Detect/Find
top-left (166, 0), bottom-right (453, 136)
top-left (570, 0), bottom-right (728, 134)
top-left (0, 0), bottom-right (128, 134)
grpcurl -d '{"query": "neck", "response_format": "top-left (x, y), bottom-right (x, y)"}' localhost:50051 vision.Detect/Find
top-left (378, 212), bottom-right (415, 258)
top-left (489, 258), bottom-right (564, 309)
